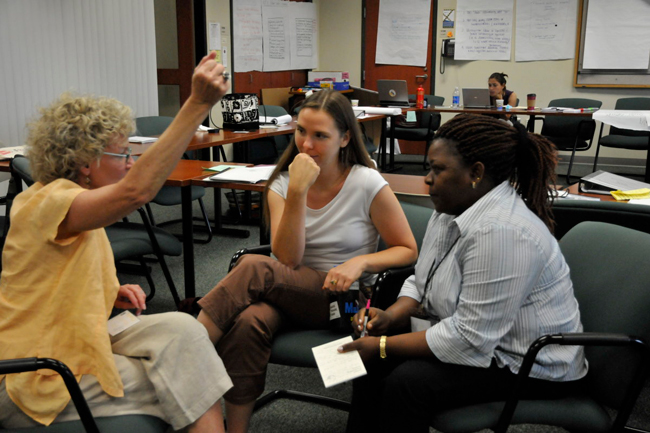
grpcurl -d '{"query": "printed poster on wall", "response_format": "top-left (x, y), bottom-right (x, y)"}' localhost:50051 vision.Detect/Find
top-left (455, 0), bottom-right (514, 61)
top-left (375, 0), bottom-right (431, 67)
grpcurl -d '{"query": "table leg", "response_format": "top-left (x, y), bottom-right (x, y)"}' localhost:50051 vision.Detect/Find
top-left (380, 118), bottom-right (387, 170)
top-left (645, 144), bottom-right (650, 184)
top-left (208, 146), bottom-right (251, 239)
top-left (181, 185), bottom-right (195, 299)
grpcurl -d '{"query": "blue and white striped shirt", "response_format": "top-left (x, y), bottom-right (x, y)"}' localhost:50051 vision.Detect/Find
top-left (399, 181), bottom-right (588, 381)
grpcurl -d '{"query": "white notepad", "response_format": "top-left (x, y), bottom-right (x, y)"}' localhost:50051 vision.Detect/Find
top-left (208, 165), bottom-right (275, 183)
top-left (312, 336), bottom-right (367, 388)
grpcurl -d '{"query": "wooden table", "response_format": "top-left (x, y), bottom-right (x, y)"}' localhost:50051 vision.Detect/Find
top-left (165, 159), bottom-right (254, 298)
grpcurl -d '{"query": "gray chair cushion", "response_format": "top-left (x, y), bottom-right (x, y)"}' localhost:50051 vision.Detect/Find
top-left (270, 329), bottom-right (351, 367)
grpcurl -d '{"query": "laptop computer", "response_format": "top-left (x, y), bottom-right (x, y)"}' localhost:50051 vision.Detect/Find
top-left (462, 88), bottom-right (492, 109)
top-left (377, 80), bottom-right (413, 107)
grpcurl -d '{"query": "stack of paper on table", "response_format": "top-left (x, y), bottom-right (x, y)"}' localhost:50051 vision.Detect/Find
top-left (128, 136), bottom-right (158, 143)
top-left (0, 145), bottom-right (25, 160)
top-left (207, 165), bottom-right (276, 184)
top-left (579, 171), bottom-right (650, 195)
top-left (312, 336), bottom-right (367, 388)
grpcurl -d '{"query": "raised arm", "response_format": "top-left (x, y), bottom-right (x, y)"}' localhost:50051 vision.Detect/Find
top-left (268, 153), bottom-right (320, 267)
top-left (325, 185), bottom-right (418, 292)
top-left (58, 52), bottom-right (229, 238)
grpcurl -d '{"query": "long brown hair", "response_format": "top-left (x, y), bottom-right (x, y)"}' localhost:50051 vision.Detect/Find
top-left (433, 114), bottom-right (558, 230)
top-left (263, 90), bottom-right (375, 229)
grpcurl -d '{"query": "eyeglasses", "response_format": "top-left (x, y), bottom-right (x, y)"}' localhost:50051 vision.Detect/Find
top-left (103, 147), bottom-right (132, 165)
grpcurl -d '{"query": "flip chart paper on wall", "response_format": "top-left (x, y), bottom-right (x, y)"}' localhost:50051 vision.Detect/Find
top-left (289, 2), bottom-right (318, 70)
top-left (375, 0), bottom-right (431, 67)
top-left (455, 0), bottom-right (514, 61)
top-left (515, 0), bottom-right (578, 62)
top-left (262, 2), bottom-right (291, 72)
top-left (233, 0), bottom-right (264, 72)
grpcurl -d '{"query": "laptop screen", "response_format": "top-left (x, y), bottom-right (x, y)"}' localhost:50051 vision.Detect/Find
top-left (462, 88), bottom-right (492, 108)
top-left (377, 80), bottom-right (411, 107)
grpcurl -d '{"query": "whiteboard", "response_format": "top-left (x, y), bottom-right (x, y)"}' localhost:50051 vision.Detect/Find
top-left (575, 0), bottom-right (650, 87)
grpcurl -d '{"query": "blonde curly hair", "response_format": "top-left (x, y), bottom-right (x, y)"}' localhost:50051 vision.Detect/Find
top-left (26, 93), bottom-right (134, 184)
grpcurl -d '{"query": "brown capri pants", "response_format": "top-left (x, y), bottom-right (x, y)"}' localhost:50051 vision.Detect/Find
top-left (198, 254), bottom-right (331, 404)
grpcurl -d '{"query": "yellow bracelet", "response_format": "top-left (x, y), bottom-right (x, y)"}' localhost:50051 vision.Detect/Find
top-left (379, 335), bottom-right (387, 359)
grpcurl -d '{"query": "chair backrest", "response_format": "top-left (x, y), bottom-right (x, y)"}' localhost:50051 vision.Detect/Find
top-left (378, 201), bottom-right (433, 252)
top-left (559, 221), bottom-right (650, 409)
top-left (258, 105), bottom-right (289, 118)
top-left (541, 98), bottom-right (602, 141)
top-left (11, 155), bottom-right (35, 188)
top-left (405, 95), bottom-right (445, 131)
top-left (552, 199), bottom-right (650, 240)
top-left (609, 97), bottom-right (650, 137)
top-left (134, 116), bottom-right (175, 136)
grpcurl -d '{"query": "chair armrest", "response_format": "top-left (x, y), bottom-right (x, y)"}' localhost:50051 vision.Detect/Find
top-left (229, 245), bottom-right (272, 272)
top-left (371, 266), bottom-right (415, 311)
top-left (494, 332), bottom-right (650, 433)
top-left (0, 358), bottom-right (100, 433)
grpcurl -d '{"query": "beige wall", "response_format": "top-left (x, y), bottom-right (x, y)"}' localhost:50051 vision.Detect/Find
top-left (316, 0), bottom-right (363, 86)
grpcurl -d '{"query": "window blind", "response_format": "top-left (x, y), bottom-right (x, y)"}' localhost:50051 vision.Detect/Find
top-left (0, 0), bottom-right (158, 147)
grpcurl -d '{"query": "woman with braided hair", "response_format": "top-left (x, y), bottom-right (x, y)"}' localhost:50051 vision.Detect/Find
top-left (341, 114), bottom-right (587, 433)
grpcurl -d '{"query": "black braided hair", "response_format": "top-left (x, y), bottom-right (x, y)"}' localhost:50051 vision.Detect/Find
top-left (432, 114), bottom-right (558, 231)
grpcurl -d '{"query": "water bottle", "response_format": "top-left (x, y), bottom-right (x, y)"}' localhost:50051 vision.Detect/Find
top-left (452, 87), bottom-right (460, 107)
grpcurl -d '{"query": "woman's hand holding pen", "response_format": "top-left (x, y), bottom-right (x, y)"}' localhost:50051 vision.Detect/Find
top-left (351, 307), bottom-right (392, 337)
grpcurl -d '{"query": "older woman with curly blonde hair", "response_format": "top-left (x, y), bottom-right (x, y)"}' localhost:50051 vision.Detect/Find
top-left (0, 52), bottom-right (233, 432)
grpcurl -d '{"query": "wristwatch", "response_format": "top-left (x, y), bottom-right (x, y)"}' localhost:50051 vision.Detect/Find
top-left (379, 335), bottom-right (387, 359)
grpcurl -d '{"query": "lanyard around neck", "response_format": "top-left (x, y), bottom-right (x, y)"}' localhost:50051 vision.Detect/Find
top-left (423, 234), bottom-right (461, 297)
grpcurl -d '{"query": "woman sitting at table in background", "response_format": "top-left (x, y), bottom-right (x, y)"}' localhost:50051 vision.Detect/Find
top-left (0, 52), bottom-right (233, 432)
top-left (196, 90), bottom-right (418, 433)
top-left (488, 72), bottom-right (518, 107)
top-left (341, 114), bottom-right (588, 433)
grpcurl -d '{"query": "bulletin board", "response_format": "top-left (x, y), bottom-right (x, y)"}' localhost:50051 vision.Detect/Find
top-left (574, 0), bottom-right (650, 88)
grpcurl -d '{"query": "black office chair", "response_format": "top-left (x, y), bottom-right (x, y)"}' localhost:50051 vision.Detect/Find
top-left (552, 198), bottom-right (650, 240)
top-left (593, 97), bottom-right (650, 177)
top-left (135, 116), bottom-right (213, 244)
top-left (423, 222), bottom-right (650, 433)
top-left (10, 156), bottom-right (182, 307)
top-left (537, 98), bottom-right (602, 184)
top-left (393, 95), bottom-right (444, 169)
top-left (0, 357), bottom-right (168, 433)
top-left (225, 202), bottom-right (433, 414)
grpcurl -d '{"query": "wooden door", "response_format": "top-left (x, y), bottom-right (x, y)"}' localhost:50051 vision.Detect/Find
top-left (363, 0), bottom-right (436, 154)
